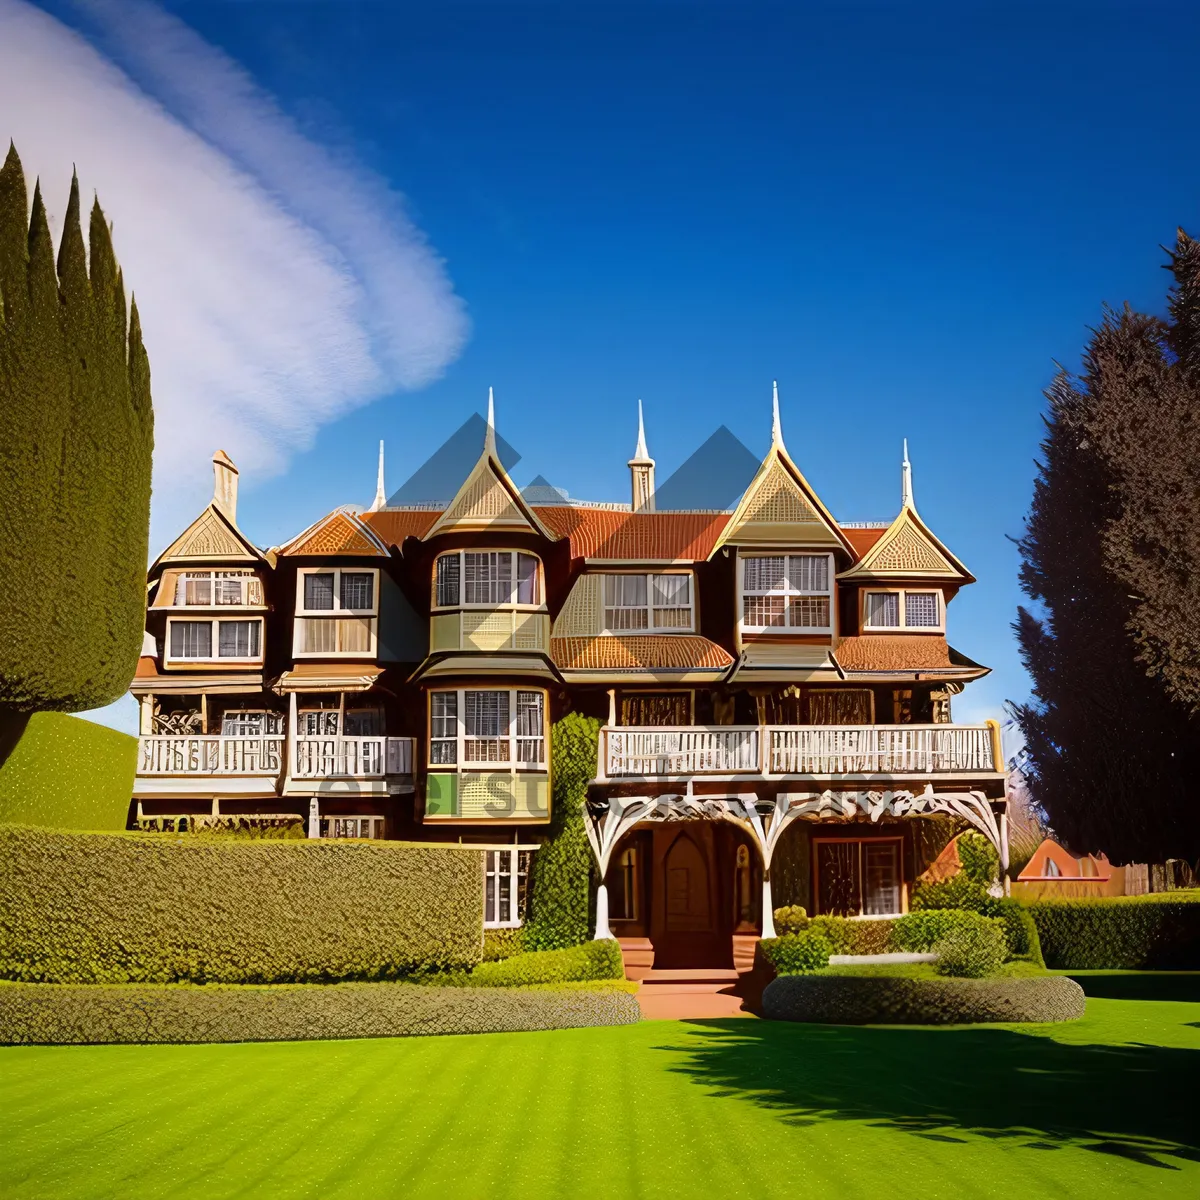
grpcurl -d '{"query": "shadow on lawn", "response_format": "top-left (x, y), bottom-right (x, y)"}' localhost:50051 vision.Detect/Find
top-left (1066, 973), bottom-right (1200, 1003)
top-left (663, 1017), bottom-right (1199, 1170)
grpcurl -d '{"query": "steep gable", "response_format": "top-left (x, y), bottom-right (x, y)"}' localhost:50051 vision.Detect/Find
top-left (839, 505), bottom-right (972, 581)
top-left (155, 504), bottom-right (264, 566)
top-left (424, 446), bottom-right (554, 541)
top-left (279, 509), bottom-right (389, 558)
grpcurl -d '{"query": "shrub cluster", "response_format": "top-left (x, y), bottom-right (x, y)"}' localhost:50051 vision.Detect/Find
top-left (758, 931), bottom-right (833, 975)
top-left (1027, 896), bottom-right (1200, 969)
top-left (0, 981), bottom-right (640, 1045)
top-left (956, 830), bottom-right (1000, 885)
top-left (913, 877), bottom-right (1045, 967)
top-left (762, 974), bottom-right (1086, 1025)
top-left (481, 928), bottom-right (525, 962)
top-left (893, 909), bottom-right (983, 952)
top-left (522, 714), bottom-right (598, 950)
top-left (808, 916), bottom-right (896, 956)
top-left (468, 940), bottom-right (624, 987)
top-left (932, 918), bottom-right (1006, 979)
top-left (0, 827), bottom-right (483, 984)
top-left (773, 905), bottom-right (809, 935)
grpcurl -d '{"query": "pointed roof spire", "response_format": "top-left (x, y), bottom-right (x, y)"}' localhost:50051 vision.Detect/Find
top-left (771, 380), bottom-right (783, 448)
top-left (370, 440), bottom-right (387, 511)
top-left (901, 438), bottom-right (916, 511)
top-left (631, 398), bottom-right (652, 464)
top-left (484, 386), bottom-right (497, 457)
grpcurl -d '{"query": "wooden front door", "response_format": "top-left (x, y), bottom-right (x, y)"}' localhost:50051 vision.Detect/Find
top-left (650, 825), bottom-right (730, 968)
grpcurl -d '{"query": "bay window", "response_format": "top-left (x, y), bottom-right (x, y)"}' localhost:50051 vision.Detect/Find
top-left (172, 570), bottom-right (263, 607)
top-left (602, 573), bottom-right (694, 632)
top-left (165, 616), bottom-right (263, 663)
top-left (863, 589), bottom-right (943, 631)
top-left (427, 688), bottom-right (547, 769)
top-left (740, 553), bottom-right (833, 632)
top-left (294, 568), bottom-right (379, 657)
top-left (434, 551), bottom-right (542, 608)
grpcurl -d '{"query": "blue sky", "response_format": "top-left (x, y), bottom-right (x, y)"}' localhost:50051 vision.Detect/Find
top-left (7, 1), bottom-right (1199, 734)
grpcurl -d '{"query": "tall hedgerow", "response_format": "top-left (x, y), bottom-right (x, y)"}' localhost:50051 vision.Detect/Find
top-left (522, 713), bottom-right (598, 950)
top-left (0, 146), bottom-right (153, 720)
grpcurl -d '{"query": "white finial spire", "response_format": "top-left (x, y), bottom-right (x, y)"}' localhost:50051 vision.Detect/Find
top-left (370, 440), bottom-right (386, 511)
top-left (628, 399), bottom-right (656, 512)
top-left (632, 398), bottom-right (651, 463)
top-left (484, 386), bottom-right (497, 457)
top-left (901, 438), bottom-right (916, 511)
top-left (771, 380), bottom-right (783, 448)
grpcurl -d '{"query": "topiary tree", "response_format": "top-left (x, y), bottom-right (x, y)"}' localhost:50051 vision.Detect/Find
top-left (0, 145), bottom-right (153, 730)
top-left (521, 713), bottom-right (599, 950)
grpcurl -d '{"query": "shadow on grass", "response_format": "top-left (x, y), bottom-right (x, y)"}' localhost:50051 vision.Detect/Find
top-left (1066, 973), bottom-right (1200, 1003)
top-left (663, 1018), bottom-right (1199, 1170)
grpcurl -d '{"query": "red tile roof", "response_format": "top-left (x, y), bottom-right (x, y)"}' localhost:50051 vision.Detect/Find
top-left (550, 635), bottom-right (734, 672)
top-left (535, 507), bottom-right (729, 561)
top-left (841, 526), bottom-right (889, 558)
top-left (362, 509), bottom-right (441, 546)
top-left (834, 635), bottom-right (955, 672)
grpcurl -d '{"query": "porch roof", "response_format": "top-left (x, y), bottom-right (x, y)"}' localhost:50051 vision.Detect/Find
top-left (272, 663), bottom-right (386, 693)
top-left (130, 658), bottom-right (265, 695)
top-left (550, 635), bottom-right (733, 677)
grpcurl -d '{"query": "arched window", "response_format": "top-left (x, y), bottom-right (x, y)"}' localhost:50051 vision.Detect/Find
top-left (610, 846), bottom-right (639, 921)
top-left (734, 843), bottom-right (754, 927)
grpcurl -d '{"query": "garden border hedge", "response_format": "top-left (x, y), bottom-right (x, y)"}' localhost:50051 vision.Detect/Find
top-left (0, 981), bottom-right (640, 1045)
top-left (0, 826), bottom-right (484, 984)
top-left (1026, 896), bottom-right (1200, 969)
top-left (762, 974), bottom-right (1085, 1025)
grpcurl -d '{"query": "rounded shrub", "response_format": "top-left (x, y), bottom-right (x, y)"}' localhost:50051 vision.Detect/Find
top-left (893, 909), bottom-right (980, 952)
top-left (933, 916), bottom-right (1006, 979)
top-left (762, 974), bottom-right (1085, 1025)
top-left (808, 916), bottom-right (896, 956)
top-left (773, 905), bottom-right (809, 934)
top-left (759, 930), bottom-right (832, 975)
top-left (468, 940), bottom-right (624, 987)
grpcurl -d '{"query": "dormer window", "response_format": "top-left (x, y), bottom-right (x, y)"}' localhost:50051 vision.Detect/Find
top-left (863, 589), bottom-right (943, 631)
top-left (739, 553), bottom-right (833, 633)
top-left (602, 573), bottom-right (694, 632)
top-left (172, 570), bottom-right (263, 607)
top-left (434, 551), bottom-right (542, 609)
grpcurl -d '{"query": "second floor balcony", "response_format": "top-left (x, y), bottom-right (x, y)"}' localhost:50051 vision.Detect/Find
top-left (291, 735), bottom-right (414, 780)
top-left (597, 722), bottom-right (1002, 782)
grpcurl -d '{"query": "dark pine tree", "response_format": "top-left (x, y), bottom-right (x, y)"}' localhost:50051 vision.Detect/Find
top-left (0, 146), bottom-right (154, 725)
top-left (1012, 309), bottom-right (1200, 864)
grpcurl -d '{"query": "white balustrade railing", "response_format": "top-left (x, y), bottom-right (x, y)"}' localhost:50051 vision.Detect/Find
top-left (138, 735), bottom-right (284, 776)
top-left (602, 724), bottom-right (996, 778)
top-left (292, 736), bottom-right (415, 780)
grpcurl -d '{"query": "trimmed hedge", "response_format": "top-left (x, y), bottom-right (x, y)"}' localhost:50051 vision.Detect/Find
top-left (522, 714), bottom-right (598, 950)
top-left (1027, 896), bottom-right (1200, 969)
top-left (468, 940), bottom-right (624, 987)
top-left (913, 878), bottom-right (1045, 967)
top-left (933, 918), bottom-right (1006, 979)
top-left (759, 931), bottom-right (832, 975)
top-left (893, 909), bottom-right (983, 952)
top-left (808, 916), bottom-right (896, 956)
top-left (0, 826), bottom-right (483, 984)
top-left (763, 974), bottom-right (1086, 1025)
top-left (0, 713), bottom-right (135, 831)
top-left (0, 981), bottom-right (640, 1045)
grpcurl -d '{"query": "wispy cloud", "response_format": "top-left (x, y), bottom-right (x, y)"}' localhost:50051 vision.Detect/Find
top-left (0, 0), bottom-right (469, 547)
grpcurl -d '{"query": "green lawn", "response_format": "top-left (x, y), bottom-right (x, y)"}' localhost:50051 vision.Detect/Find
top-left (2, 975), bottom-right (1198, 1198)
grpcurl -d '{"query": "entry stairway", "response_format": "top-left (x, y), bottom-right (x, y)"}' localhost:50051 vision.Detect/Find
top-left (619, 938), bottom-right (760, 1020)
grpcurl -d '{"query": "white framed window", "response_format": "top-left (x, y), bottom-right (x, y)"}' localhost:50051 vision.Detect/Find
top-left (433, 551), bottom-right (543, 609)
top-left (296, 569), bottom-right (379, 615)
top-left (220, 710), bottom-right (283, 736)
top-left (165, 616), bottom-right (263, 664)
top-left (484, 848), bottom-right (534, 928)
top-left (602, 573), bottom-right (694, 632)
top-left (172, 570), bottom-right (263, 607)
top-left (294, 568), bottom-right (379, 657)
top-left (863, 589), bottom-right (944, 631)
top-left (739, 553), bottom-right (834, 632)
top-left (427, 688), bottom-right (547, 770)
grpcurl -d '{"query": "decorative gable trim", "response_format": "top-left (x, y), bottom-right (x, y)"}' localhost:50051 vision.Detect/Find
top-left (155, 504), bottom-right (265, 566)
top-left (278, 509), bottom-right (390, 558)
top-left (714, 446), bottom-right (854, 556)
top-left (838, 506), bottom-right (973, 582)
top-left (424, 452), bottom-right (554, 541)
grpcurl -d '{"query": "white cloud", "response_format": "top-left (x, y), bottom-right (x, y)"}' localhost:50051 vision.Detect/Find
top-left (0, 0), bottom-right (468, 548)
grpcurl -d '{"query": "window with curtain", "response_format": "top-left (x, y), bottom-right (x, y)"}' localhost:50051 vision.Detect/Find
top-left (169, 620), bottom-right (211, 659)
top-left (741, 554), bottom-right (832, 630)
top-left (217, 620), bottom-right (260, 658)
top-left (864, 589), bottom-right (942, 630)
top-left (429, 689), bottom-right (547, 768)
top-left (435, 551), bottom-right (541, 607)
top-left (865, 591), bottom-right (900, 628)
top-left (429, 692), bottom-right (458, 764)
top-left (464, 689), bottom-right (511, 762)
top-left (603, 573), bottom-right (693, 631)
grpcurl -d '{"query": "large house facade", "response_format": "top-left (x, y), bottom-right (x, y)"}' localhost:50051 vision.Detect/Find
top-left (132, 388), bottom-right (1008, 967)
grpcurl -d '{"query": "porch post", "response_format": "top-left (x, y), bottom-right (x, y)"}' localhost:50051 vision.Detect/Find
top-left (594, 880), bottom-right (615, 940)
top-left (999, 808), bottom-right (1011, 896)
top-left (761, 871), bottom-right (776, 939)
top-left (307, 796), bottom-right (320, 840)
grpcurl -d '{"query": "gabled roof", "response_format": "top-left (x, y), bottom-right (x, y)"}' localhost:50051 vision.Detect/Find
top-left (832, 634), bottom-right (989, 678)
top-left (276, 509), bottom-right (390, 558)
top-left (838, 504), bottom-right (973, 582)
top-left (362, 508), bottom-right (442, 547)
top-left (423, 392), bottom-right (555, 542)
top-left (153, 502), bottom-right (267, 569)
top-left (536, 507), bottom-right (728, 562)
top-left (712, 387), bottom-right (855, 557)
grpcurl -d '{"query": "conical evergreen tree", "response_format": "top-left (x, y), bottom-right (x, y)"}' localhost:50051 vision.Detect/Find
top-left (1013, 310), bottom-right (1200, 863)
top-left (0, 149), bottom-right (153, 719)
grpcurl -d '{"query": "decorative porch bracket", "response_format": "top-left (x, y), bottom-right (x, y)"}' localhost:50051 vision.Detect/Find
top-left (585, 784), bottom-right (1008, 941)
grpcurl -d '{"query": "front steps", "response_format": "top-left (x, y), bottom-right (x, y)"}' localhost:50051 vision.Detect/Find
top-left (618, 940), bottom-right (760, 1019)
